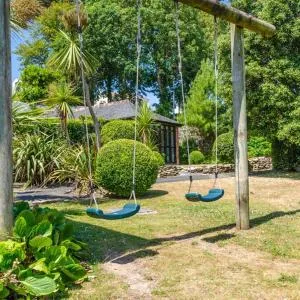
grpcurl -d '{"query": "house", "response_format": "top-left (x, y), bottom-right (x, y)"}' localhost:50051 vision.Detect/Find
top-left (73, 100), bottom-right (181, 164)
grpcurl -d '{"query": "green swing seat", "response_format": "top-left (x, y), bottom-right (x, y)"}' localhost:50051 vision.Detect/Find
top-left (185, 188), bottom-right (224, 203)
top-left (86, 203), bottom-right (141, 220)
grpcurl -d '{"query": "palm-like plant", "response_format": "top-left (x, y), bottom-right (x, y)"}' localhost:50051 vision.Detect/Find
top-left (13, 134), bottom-right (64, 187)
top-left (12, 102), bottom-right (44, 136)
top-left (44, 81), bottom-right (81, 139)
top-left (137, 101), bottom-right (156, 148)
top-left (47, 18), bottom-right (101, 150)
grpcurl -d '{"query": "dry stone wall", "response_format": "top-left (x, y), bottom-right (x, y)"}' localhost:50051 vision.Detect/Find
top-left (159, 157), bottom-right (272, 178)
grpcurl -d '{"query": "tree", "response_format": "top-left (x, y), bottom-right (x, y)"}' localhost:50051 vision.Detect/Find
top-left (14, 65), bottom-right (58, 104)
top-left (179, 60), bottom-right (229, 141)
top-left (16, 0), bottom-right (209, 117)
top-left (44, 81), bottom-right (81, 140)
top-left (221, 0), bottom-right (300, 169)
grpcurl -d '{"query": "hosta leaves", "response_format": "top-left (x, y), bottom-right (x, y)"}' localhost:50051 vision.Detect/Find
top-left (45, 246), bottom-right (67, 265)
top-left (17, 210), bottom-right (36, 226)
top-left (61, 264), bottom-right (87, 282)
top-left (0, 240), bottom-right (26, 271)
top-left (60, 240), bottom-right (81, 251)
top-left (29, 258), bottom-right (49, 274)
top-left (13, 217), bottom-right (30, 239)
top-left (21, 276), bottom-right (57, 296)
top-left (29, 236), bottom-right (52, 250)
top-left (30, 220), bottom-right (52, 238)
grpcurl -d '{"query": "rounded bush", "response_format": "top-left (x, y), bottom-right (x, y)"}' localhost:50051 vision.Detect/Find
top-left (190, 150), bottom-right (205, 164)
top-left (212, 132), bottom-right (234, 163)
top-left (101, 120), bottom-right (135, 144)
top-left (95, 139), bottom-right (159, 196)
top-left (152, 151), bottom-right (165, 167)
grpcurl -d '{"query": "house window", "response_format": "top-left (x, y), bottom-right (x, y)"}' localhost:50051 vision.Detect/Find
top-left (159, 125), bottom-right (177, 164)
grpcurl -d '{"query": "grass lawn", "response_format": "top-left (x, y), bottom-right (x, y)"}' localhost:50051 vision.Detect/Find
top-left (46, 173), bottom-right (300, 299)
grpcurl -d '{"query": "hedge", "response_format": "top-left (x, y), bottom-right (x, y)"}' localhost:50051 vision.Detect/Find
top-left (95, 139), bottom-right (159, 197)
top-left (101, 120), bottom-right (136, 144)
top-left (18, 118), bottom-right (101, 144)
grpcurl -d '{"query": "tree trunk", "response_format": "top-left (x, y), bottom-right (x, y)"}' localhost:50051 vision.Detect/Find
top-left (83, 78), bottom-right (101, 151)
top-left (0, 0), bottom-right (13, 239)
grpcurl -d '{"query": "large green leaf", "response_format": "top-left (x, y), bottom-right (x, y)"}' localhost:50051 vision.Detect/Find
top-left (61, 264), bottom-right (87, 282)
top-left (13, 217), bottom-right (29, 239)
top-left (21, 276), bottom-right (57, 296)
top-left (29, 236), bottom-right (52, 250)
top-left (29, 220), bottom-right (53, 238)
top-left (60, 240), bottom-right (81, 251)
top-left (45, 246), bottom-right (67, 265)
top-left (29, 258), bottom-right (49, 274)
top-left (17, 210), bottom-right (36, 227)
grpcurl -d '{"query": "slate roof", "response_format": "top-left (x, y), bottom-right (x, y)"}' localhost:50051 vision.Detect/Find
top-left (70, 100), bottom-right (180, 126)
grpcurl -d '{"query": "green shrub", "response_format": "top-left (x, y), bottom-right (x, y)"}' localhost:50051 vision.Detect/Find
top-left (95, 139), bottom-right (159, 196)
top-left (0, 203), bottom-right (87, 298)
top-left (248, 136), bottom-right (272, 158)
top-left (272, 139), bottom-right (300, 171)
top-left (190, 150), bottom-right (205, 164)
top-left (152, 151), bottom-right (165, 166)
top-left (179, 138), bottom-right (198, 164)
top-left (13, 134), bottom-right (66, 187)
top-left (213, 132), bottom-right (234, 163)
top-left (101, 120), bottom-right (136, 144)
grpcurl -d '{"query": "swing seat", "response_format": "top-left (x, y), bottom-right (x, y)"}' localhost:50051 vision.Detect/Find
top-left (86, 203), bottom-right (141, 220)
top-left (185, 188), bottom-right (224, 203)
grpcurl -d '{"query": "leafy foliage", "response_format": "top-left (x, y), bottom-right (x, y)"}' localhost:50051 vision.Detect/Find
top-left (15, 65), bottom-right (59, 104)
top-left (47, 145), bottom-right (96, 195)
top-left (248, 136), bottom-right (272, 158)
top-left (95, 139), bottom-right (160, 196)
top-left (0, 204), bottom-right (87, 298)
top-left (219, 0), bottom-right (300, 169)
top-left (179, 60), bottom-right (216, 138)
top-left (213, 132), bottom-right (234, 164)
top-left (13, 134), bottom-right (65, 187)
top-left (190, 151), bottom-right (205, 164)
top-left (179, 138), bottom-right (198, 164)
top-left (101, 120), bottom-right (136, 144)
top-left (152, 151), bottom-right (165, 167)
top-left (44, 81), bottom-right (82, 138)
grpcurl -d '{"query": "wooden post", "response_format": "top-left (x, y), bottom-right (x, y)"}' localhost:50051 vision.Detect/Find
top-left (0, 0), bottom-right (13, 239)
top-left (231, 25), bottom-right (249, 230)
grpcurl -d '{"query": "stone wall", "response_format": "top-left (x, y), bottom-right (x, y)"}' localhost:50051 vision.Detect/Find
top-left (159, 157), bottom-right (272, 178)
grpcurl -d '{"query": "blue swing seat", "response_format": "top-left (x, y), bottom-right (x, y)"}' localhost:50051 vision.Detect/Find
top-left (86, 203), bottom-right (141, 220)
top-left (185, 188), bottom-right (224, 203)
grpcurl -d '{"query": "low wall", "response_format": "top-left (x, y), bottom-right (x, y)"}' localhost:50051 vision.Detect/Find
top-left (159, 157), bottom-right (272, 178)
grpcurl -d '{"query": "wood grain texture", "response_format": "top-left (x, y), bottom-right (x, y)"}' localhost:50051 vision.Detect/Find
top-left (0, 0), bottom-right (13, 238)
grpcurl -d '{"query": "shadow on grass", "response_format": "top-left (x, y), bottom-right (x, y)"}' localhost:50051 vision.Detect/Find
top-left (203, 233), bottom-right (236, 243)
top-left (69, 208), bottom-right (300, 265)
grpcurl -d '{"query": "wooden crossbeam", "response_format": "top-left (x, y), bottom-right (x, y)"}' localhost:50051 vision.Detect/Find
top-left (178, 0), bottom-right (276, 37)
